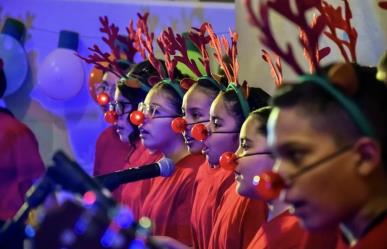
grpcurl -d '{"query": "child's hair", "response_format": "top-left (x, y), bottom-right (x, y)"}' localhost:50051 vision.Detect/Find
top-left (271, 63), bottom-right (387, 170)
top-left (249, 106), bottom-right (272, 137)
top-left (221, 86), bottom-right (270, 128)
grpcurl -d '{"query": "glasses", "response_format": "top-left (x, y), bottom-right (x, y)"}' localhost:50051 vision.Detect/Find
top-left (109, 101), bottom-right (132, 116)
top-left (137, 102), bottom-right (178, 119)
top-left (283, 144), bottom-right (353, 183)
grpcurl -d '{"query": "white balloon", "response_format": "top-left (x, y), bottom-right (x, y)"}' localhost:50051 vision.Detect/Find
top-left (37, 48), bottom-right (84, 100)
top-left (0, 34), bottom-right (28, 96)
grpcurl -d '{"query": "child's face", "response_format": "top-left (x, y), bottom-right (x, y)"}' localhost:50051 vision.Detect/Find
top-left (268, 107), bottom-right (363, 231)
top-left (114, 89), bottom-right (133, 143)
top-left (95, 72), bottom-right (119, 112)
top-left (182, 87), bottom-right (213, 154)
top-left (203, 95), bottom-right (240, 166)
top-left (234, 116), bottom-right (274, 199)
top-left (139, 90), bottom-right (180, 152)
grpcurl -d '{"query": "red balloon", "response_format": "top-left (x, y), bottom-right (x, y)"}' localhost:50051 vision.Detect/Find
top-left (254, 171), bottom-right (285, 201)
top-left (96, 92), bottom-right (110, 106)
top-left (130, 111), bottom-right (145, 126)
top-left (219, 152), bottom-right (238, 171)
top-left (104, 110), bottom-right (118, 124)
top-left (171, 117), bottom-right (187, 133)
top-left (191, 123), bottom-right (208, 141)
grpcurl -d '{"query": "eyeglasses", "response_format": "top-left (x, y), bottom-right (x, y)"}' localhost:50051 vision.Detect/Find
top-left (137, 102), bottom-right (178, 119)
top-left (284, 144), bottom-right (353, 183)
top-left (109, 101), bottom-right (132, 116)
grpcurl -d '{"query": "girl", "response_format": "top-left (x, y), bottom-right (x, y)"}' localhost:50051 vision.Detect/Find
top-left (138, 78), bottom-right (205, 245)
top-left (205, 85), bottom-right (270, 249)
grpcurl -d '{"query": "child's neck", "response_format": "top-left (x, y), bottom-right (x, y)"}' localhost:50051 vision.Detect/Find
top-left (162, 139), bottom-right (190, 164)
top-left (267, 198), bottom-right (290, 222)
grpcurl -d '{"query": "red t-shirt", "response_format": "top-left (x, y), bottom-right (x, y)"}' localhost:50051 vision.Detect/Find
top-left (247, 211), bottom-right (339, 249)
top-left (208, 182), bottom-right (268, 249)
top-left (141, 153), bottom-right (205, 246)
top-left (118, 141), bottom-right (162, 219)
top-left (93, 125), bottom-right (129, 176)
top-left (336, 216), bottom-right (387, 249)
top-left (0, 109), bottom-right (45, 220)
top-left (191, 162), bottom-right (234, 249)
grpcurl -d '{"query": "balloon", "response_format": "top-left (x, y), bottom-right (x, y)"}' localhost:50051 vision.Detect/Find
top-left (0, 34), bottom-right (28, 96)
top-left (37, 48), bottom-right (84, 100)
top-left (171, 117), bottom-right (187, 133)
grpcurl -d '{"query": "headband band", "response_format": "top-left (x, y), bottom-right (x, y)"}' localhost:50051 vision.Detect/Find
top-left (226, 83), bottom-right (250, 119)
top-left (299, 74), bottom-right (375, 137)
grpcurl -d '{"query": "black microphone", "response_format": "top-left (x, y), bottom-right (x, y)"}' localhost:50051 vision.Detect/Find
top-left (96, 158), bottom-right (175, 191)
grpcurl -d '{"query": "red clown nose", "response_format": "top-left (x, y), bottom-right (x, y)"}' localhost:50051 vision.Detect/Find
top-left (219, 152), bottom-right (238, 171)
top-left (253, 171), bottom-right (285, 201)
top-left (191, 123), bottom-right (209, 141)
top-left (97, 92), bottom-right (110, 106)
top-left (171, 117), bottom-right (187, 133)
top-left (104, 110), bottom-right (118, 124)
top-left (130, 111), bottom-right (145, 126)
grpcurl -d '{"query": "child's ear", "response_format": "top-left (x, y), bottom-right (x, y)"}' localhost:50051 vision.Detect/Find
top-left (353, 137), bottom-right (381, 176)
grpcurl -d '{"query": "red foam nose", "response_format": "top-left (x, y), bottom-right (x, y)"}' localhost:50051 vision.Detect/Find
top-left (171, 117), bottom-right (187, 133)
top-left (130, 111), bottom-right (145, 126)
top-left (254, 171), bottom-right (285, 201)
top-left (191, 123), bottom-right (208, 141)
top-left (104, 110), bottom-right (118, 124)
top-left (219, 152), bottom-right (238, 171)
top-left (97, 92), bottom-right (110, 106)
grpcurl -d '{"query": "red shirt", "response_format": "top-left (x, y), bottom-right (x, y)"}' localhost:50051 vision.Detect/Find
top-left (247, 211), bottom-right (339, 249)
top-left (93, 125), bottom-right (129, 176)
top-left (118, 141), bottom-right (161, 219)
top-left (336, 216), bottom-right (387, 249)
top-left (0, 109), bottom-right (45, 220)
top-left (141, 153), bottom-right (205, 246)
top-left (191, 162), bottom-right (234, 249)
top-left (208, 182), bottom-right (268, 249)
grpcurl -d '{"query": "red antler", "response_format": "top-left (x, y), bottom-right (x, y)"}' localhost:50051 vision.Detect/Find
top-left (379, 1), bottom-right (387, 9)
top-left (206, 24), bottom-right (239, 84)
top-left (189, 23), bottom-right (212, 76)
top-left (261, 49), bottom-right (283, 87)
top-left (157, 29), bottom-right (178, 81)
top-left (77, 16), bottom-right (125, 78)
top-left (320, 0), bottom-right (358, 62)
top-left (245, 0), bottom-right (327, 74)
top-left (158, 27), bottom-right (202, 78)
top-left (136, 12), bottom-right (165, 79)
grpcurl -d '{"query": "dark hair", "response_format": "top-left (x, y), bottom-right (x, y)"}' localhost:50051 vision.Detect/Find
top-left (221, 86), bottom-right (270, 128)
top-left (0, 59), bottom-right (6, 98)
top-left (150, 82), bottom-right (185, 115)
top-left (128, 60), bottom-right (183, 85)
top-left (271, 64), bottom-right (387, 170)
top-left (249, 106), bottom-right (272, 137)
top-left (117, 82), bottom-right (148, 147)
top-left (189, 77), bottom-right (227, 102)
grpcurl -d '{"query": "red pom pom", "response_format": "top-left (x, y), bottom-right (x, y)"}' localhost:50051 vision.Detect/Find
top-left (171, 117), bottom-right (187, 133)
top-left (104, 110), bottom-right (118, 124)
top-left (130, 111), bottom-right (145, 126)
top-left (191, 123), bottom-right (208, 141)
top-left (254, 171), bottom-right (285, 201)
top-left (97, 92), bottom-right (110, 106)
top-left (219, 152), bottom-right (238, 171)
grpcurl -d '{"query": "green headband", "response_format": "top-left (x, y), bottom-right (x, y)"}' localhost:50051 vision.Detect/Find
top-left (162, 79), bottom-right (185, 99)
top-left (299, 74), bottom-right (375, 137)
top-left (226, 83), bottom-right (250, 119)
top-left (198, 76), bottom-right (226, 91)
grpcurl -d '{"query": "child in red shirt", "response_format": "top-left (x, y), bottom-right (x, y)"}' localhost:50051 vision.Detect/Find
top-left (269, 63), bottom-right (387, 248)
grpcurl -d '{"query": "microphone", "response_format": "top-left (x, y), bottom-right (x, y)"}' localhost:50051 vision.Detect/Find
top-left (96, 158), bottom-right (175, 191)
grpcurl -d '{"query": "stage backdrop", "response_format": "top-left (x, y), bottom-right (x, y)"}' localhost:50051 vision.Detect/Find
top-left (0, 0), bottom-right (235, 173)
top-left (236, 0), bottom-right (387, 94)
